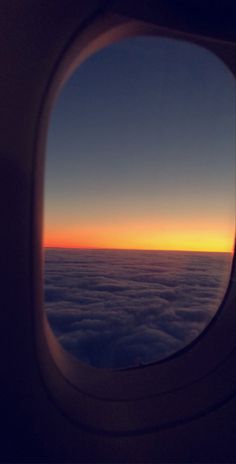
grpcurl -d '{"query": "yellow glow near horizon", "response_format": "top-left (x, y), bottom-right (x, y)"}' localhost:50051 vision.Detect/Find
top-left (44, 219), bottom-right (235, 253)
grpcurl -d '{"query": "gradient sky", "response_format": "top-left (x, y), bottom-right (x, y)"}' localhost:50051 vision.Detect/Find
top-left (44, 36), bottom-right (235, 252)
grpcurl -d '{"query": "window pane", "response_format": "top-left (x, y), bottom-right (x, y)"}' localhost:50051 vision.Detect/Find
top-left (44, 36), bottom-right (235, 368)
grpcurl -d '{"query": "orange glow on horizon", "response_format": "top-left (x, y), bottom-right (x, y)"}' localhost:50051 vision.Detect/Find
top-left (44, 220), bottom-right (235, 253)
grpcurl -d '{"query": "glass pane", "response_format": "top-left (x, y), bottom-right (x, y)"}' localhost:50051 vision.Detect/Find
top-left (44, 36), bottom-right (235, 369)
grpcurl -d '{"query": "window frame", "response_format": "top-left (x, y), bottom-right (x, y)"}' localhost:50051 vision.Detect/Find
top-left (33, 12), bottom-right (236, 434)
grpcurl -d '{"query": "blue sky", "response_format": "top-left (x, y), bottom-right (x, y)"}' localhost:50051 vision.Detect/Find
top-left (44, 35), bottom-right (235, 251)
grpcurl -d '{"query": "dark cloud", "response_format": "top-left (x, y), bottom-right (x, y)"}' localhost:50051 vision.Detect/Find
top-left (44, 249), bottom-right (231, 368)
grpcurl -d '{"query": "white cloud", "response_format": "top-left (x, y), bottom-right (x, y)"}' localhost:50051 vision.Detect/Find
top-left (45, 249), bottom-right (231, 368)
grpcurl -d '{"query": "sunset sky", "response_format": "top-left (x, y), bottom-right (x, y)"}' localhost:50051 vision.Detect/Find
top-left (44, 36), bottom-right (235, 252)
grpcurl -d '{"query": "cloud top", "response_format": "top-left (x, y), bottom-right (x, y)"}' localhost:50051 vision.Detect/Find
top-left (44, 249), bottom-right (231, 368)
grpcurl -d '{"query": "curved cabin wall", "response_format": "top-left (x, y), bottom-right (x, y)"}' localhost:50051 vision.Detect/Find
top-left (0, 1), bottom-right (235, 462)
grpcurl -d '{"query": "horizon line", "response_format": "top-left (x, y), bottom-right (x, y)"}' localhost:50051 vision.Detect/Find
top-left (43, 246), bottom-right (233, 254)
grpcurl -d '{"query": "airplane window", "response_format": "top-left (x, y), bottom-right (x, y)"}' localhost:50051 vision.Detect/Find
top-left (44, 36), bottom-right (235, 369)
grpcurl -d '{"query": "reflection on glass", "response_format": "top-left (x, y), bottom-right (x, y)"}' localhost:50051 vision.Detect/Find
top-left (44, 36), bottom-right (235, 368)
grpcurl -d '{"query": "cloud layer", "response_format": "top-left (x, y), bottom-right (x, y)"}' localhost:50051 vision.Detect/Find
top-left (44, 249), bottom-right (231, 368)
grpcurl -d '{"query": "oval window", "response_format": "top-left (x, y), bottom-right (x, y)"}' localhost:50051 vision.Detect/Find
top-left (44, 36), bottom-right (235, 369)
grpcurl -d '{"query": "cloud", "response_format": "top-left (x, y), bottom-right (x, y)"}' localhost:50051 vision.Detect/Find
top-left (44, 249), bottom-right (231, 368)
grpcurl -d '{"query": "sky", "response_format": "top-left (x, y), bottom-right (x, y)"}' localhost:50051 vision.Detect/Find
top-left (44, 35), bottom-right (235, 252)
